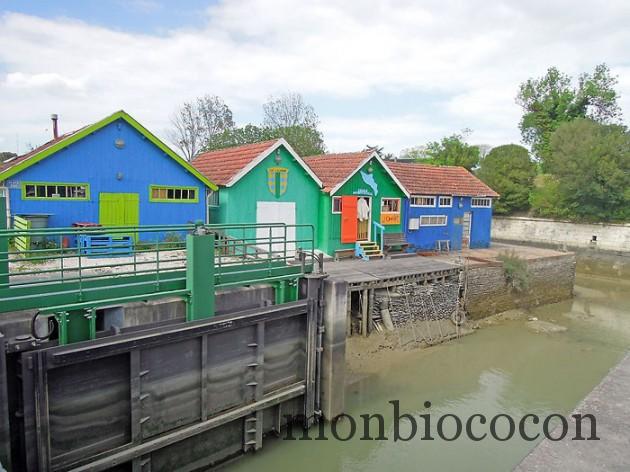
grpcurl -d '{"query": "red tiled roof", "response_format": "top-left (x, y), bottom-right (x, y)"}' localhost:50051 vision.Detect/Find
top-left (0, 128), bottom-right (84, 175)
top-left (386, 161), bottom-right (499, 197)
top-left (192, 140), bottom-right (279, 186)
top-left (304, 151), bottom-right (373, 192)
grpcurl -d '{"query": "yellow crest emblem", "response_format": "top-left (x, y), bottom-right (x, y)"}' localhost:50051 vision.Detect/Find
top-left (267, 167), bottom-right (288, 197)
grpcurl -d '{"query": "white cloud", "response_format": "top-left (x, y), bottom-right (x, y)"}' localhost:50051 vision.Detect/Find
top-left (321, 114), bottom-right (447, 153)
top-left (4, 72), bottom-right (86, 93)
top-left (0, 1), bottom-right (628, 155)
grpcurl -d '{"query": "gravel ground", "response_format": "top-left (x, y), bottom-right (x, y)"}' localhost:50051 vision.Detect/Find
top-left (8, 249), bottom-right (246, 284)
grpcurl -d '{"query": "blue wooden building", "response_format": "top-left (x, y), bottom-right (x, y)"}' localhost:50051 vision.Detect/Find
top-left (0, 111), bottom-right (216, 233)
top-left (387, 162), bottom-right (498, 250)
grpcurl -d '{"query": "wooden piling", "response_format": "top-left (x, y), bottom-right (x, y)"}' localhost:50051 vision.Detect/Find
top-left (361, 289), bottom-right (369, 337)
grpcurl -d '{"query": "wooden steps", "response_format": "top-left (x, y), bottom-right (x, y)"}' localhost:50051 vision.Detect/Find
top-left (358, 241), bottom-right (384, 260)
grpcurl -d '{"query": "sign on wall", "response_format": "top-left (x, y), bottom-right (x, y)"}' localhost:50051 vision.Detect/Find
top-left (381, 212), bottom-right (400, 225)
top-left (267, 167), bottom-right (288, 198)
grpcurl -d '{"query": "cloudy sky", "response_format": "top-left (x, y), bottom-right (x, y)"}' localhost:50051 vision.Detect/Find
top-left (0, 0), bottom-right (628, 156)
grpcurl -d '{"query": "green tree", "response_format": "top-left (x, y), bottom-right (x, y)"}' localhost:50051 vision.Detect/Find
top-left (262, 93), bottom-right (325, 156)
top-left (204, 124), bottom-right (325, 157)
top-left (204, 124), bottom-right (272, 150)
top-left (517, 64), bottom-right (621, 170)
top-left (532, 118), bottom-right (630, 221)
top-left (529, 174), bottom-right (569, 219)
top-left (276, 125), bottom-right (325, 156)
top-left (477, 144), bottom-right (536, 214)
top-left (422, 131), bottom-right (480, 170)
top-left (203, 92), bottom-right (326, 156)
top-left (399, 145), bottom-right (428, 160)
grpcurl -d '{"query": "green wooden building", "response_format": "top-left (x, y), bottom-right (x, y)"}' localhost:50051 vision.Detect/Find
top-left (305, 150), bottom-right (408, 257)
top-left (192, 139), bottom-right (323, 253)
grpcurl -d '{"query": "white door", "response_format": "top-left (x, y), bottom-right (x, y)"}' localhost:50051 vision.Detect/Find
top-left (462, 211), bottom-right (472, 249)
top-left (256, 201), bottom-right (296, 257)
top-left (357, 197), bottom-right (371, 241)
top-left (0, 188), bottom-right (9, 225)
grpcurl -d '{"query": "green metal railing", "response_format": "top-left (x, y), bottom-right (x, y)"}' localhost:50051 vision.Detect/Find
top-left (373, 221), bottom-right (385, 252)
top-left (0, 218), bottom-right (315, 343)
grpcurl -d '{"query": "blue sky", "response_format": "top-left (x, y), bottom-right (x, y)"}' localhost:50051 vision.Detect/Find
top-left (1, 0), bottom-right (213, 34)
top-left (1, 0), bottom-right (628, 157)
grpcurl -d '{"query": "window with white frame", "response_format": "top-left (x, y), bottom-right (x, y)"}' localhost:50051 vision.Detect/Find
top-left (439, 196), bottom-right (452, 207)
top-left (380, 198), bottom-right (400, 213)
top-left (332, 196), bottom-right (342, 213)
top-left (419, 215), bottom-right (447, 226)
top-left (207, 190), bottom-right (219, 207)
top-left (471, 197), bottom-right (492, 208)
top-left (410, 195), bottom-right (436, 207)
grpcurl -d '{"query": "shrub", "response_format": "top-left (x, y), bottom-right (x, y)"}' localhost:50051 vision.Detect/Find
top-left (497, 250), bottom-right (529, 293)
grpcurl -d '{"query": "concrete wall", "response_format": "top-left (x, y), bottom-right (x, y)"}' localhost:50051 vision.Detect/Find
top-left (116, 285), bottom-right (275, 328)
top-left (492, 216), bottom-right (630, 254)
top-left (465, 253), bottom-right (576, 319)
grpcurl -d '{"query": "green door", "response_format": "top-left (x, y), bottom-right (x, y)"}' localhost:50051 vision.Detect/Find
top-left (99, 193), bottom-right (140, 237)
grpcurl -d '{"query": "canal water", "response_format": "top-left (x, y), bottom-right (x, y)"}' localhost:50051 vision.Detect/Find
top-left (229, 271), bottom-right (630, 471)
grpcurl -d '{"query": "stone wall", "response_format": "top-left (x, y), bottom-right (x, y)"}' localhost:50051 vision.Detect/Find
top-left (492, 216), bottom-right (630, 254)
top-left (465, 253), bottom-right (576, 319)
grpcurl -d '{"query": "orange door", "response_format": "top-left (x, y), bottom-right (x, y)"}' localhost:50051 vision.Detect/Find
top-left (340, 196), bottom-right (358, 243)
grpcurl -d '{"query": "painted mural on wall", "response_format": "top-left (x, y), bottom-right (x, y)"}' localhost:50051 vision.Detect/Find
top-left (357, 169), bottom-right (378, 196)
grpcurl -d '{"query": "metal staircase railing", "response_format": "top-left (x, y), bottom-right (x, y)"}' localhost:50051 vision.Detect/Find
top-left (373, 221), bottom-right (385, 252)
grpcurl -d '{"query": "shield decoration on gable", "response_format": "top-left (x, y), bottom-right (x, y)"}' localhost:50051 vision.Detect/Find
top-left (267, 167), bottom-right (289, 197)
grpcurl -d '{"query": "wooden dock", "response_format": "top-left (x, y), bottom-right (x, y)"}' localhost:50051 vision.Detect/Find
top-left (325, 256), bottom-right (460, 290)
top-left (324, 256), bottom-right (460, 337)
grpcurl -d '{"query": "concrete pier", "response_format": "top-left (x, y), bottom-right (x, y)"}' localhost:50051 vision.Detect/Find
top-left (320, 278), bottom-right (348, 420)
top-left (515, 352), bottom-right (630, 471)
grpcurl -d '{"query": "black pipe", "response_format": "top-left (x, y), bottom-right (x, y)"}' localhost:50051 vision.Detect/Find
top-left (31, 311), bottom-right (54, 341)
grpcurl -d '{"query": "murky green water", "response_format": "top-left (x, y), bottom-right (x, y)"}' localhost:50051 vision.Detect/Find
top-left (229, 272), bottom-right (630, 471)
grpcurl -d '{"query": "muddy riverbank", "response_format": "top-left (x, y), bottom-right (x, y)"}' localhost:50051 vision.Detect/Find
top-left (228, 268), bottom-right (630, 472)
